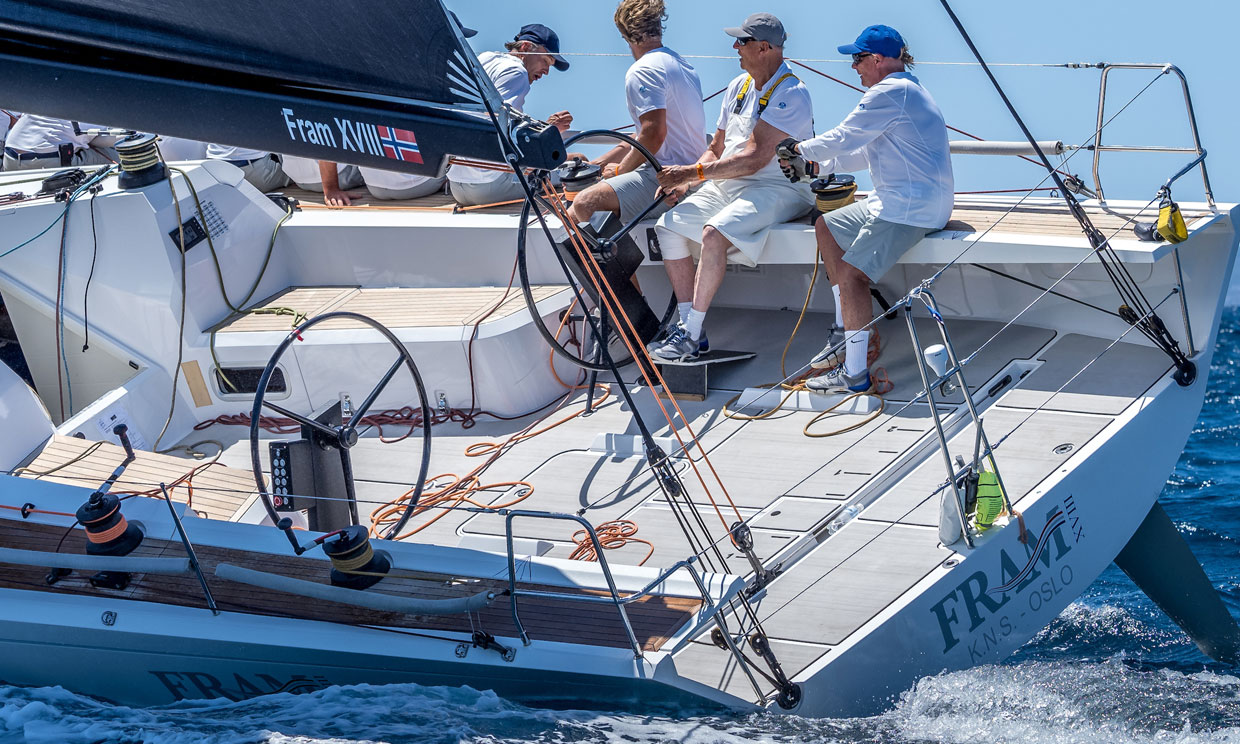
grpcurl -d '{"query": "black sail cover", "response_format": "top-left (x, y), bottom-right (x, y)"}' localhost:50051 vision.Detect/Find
top-left (0, 0), bottom-right (564, 175)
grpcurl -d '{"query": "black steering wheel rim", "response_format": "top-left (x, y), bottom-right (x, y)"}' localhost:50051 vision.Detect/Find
top-left (517, 129), bottom-right (669, 372)
top-left (248, 311), bottom-right (433, 540)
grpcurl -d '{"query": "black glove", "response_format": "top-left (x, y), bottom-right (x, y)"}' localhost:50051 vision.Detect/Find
top-left (775, 137), bottom-right (800, 161)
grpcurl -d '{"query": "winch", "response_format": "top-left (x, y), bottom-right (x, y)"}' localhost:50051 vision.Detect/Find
top-left (556, 157), bottom-right (602, 202)
top-left (810, 174), bottom-right (857, 215)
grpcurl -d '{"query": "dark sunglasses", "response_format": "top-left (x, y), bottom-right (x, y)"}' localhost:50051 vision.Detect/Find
top-left (851, 52), bottom-right (873, 64)
top-left (736, 36), bottom-right (757, 46)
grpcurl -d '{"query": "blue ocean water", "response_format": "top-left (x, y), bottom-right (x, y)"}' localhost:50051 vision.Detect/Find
top-left (3, 311), bottom-right (1240, 743)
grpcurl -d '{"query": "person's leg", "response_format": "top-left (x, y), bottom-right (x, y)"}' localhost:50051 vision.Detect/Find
top-left (368, 177), bottom-right (445, 201)
top-left (566, 180), bottom-right (619, 224)
top-left (691, 226), bottom-right (730, 314)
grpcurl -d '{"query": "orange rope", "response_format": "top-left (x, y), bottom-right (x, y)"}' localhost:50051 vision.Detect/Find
top-left (541, 184), bottom-right (744, 532)
top-left (0, 503), bottom-right (75, 518)
top-left (569, 519), bottom-right (654, 566)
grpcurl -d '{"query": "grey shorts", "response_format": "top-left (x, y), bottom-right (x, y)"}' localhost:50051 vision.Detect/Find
top-left (450, 175), bottom-right (526, 207)
top-left (608, 164), bottom-right (671, 225)
top-left (824, 199), bottom-right (934, 281)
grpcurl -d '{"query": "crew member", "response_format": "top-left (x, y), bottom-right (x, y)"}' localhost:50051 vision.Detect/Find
top-left (565, 0), bottom-right (706, 235)
top-left (649, 13), bottom-right (814, 361)
top-left (205, 143), bottom-right (290, 193)
top-left (0, 109), bottom-right (19, 168)
top-left (282, 156), bottom-right (363, 194)
top-left (448, 24), bottom-right (573, 207)
top-left (784, 25), bottom-right (953, 394)
top-left (3, 115), bottom-right (120, 171)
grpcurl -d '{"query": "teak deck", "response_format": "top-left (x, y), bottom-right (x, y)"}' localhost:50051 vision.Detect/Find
top-left (0, 520), bottom-right (699, 653)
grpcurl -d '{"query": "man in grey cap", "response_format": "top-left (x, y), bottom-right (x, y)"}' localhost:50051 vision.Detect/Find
top-left (648, 12), bottom-right (814, 361)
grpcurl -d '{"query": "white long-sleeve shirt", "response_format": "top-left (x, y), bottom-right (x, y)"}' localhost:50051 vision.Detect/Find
top-left (797, 72), bottom-right (953, 229)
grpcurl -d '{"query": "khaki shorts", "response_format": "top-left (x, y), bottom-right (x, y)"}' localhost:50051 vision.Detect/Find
top-left (655, 177), bottom-right (813, 267)
top-left (825, 199), bottom-right (934, 281)
top-left (607, 164), bottom-right (673, 225)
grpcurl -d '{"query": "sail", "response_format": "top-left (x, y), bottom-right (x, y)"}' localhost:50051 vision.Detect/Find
top-left (0, 0), bottom-right (564, 175)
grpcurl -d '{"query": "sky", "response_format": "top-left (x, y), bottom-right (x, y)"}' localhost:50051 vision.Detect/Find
top-left (444, 0), bottom-right (1234, 209)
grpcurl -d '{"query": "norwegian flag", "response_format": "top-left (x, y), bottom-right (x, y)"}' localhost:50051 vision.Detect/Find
top-left (377, 126), bottom-right (423, 164)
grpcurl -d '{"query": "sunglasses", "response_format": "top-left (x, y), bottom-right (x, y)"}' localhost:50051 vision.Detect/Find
top-left (736, 36), bottom-right (757, 46)
top-left (851, 52), bottom-right (873, 64)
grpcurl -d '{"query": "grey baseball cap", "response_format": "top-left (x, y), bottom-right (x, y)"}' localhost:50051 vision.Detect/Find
top-left (724, 13), bottom-right (787, 47)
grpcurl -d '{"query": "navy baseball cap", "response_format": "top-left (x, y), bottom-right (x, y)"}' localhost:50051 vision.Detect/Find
top-left (838, 25), bottom-right (905, 58)
top-left (449, 11), bottom-right (477, 39)
top-left (516, 23), bottom-right (570, 71)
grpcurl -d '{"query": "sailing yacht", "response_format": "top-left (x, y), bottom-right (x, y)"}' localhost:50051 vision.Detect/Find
top-left (0, 0), bottom-right (1236, 718)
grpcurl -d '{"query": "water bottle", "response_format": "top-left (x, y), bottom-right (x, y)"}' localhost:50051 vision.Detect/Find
top-left (830, 503), bottom-right (863, 533)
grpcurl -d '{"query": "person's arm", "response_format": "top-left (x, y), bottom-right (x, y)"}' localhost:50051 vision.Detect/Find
top-left (658, 119), bottom-right (786, 188)
top-left (795, 87), bottom-right (897, 165)
top-left (319, 161), bottom-right (351, 207)
top-left (611, 108), bottom-right (667, 176)
top-left (546, 111), bottom-right (573, 132)
top-left (657, 128), bottom-right (723, 205)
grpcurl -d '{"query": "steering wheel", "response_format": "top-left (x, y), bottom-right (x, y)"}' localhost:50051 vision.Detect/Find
top-left (248, 311), bottom-right (433, 540)
top-left (516, 129), bottom-right (676, 372)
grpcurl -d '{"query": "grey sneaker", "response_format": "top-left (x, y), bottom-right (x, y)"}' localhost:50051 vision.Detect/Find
top-left (648, 327), bottom-right (708, 353)
top-left (806, 366), bottom-right (873, 395)
top-left (650, 325), bottom-right (700, 362)
top-left (809, 326), bottom-right (847, 370)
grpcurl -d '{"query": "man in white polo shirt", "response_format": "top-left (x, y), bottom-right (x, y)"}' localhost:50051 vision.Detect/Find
top-left (448, 24), bottom-right (573, 207)
top-left (649, 13), bottom-right (814, 361)
top-left (565, 0), bottom-right (706, 233)
top-left (3, 115), bottom-right (119, 171)
top-left (782, 25), bottom-right (953, 394)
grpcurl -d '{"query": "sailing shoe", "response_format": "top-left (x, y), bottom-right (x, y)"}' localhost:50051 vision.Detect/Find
top-left (806, 366), bottom-right (873, 395)
top-left (650, 325), bottom-right (700, 362)
top-left (648, 327), bottom-right (708, 353)
top-left (808, 326), bottom-right (847, 370)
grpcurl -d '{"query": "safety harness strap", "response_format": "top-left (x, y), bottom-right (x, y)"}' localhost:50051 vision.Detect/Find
top-left (733, 72), bottom-right (798, 115)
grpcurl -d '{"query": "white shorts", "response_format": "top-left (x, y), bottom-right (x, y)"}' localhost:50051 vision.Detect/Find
top-left (655, 177), bottom-right (813, 267)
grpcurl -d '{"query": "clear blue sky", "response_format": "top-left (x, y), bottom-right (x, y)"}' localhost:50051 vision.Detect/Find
top-left (444, 0), bottom-right (1234, 206)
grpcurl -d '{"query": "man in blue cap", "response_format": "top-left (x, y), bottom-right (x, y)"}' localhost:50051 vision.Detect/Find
top-left (449, 23), bottom-right (575, 207)
top-left (779, 25), bottom-right (953, 394)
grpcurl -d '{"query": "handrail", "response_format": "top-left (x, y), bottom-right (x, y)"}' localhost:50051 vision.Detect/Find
top-left (1092, 64), bottom-right (1214, 208)
top-left (499, 508), bottom-right (767, 700)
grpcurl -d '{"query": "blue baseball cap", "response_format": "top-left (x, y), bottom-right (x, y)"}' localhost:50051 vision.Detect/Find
top-left (838, 25), bottom-right (905, 58)
top-left (516, 23), bottom-right (570, 71)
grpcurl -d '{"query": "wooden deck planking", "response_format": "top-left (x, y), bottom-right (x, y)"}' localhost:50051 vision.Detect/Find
top-left (0, 519), bottom-right (700, 652)
top-left (942, 203), bottom-right (1209, 239)
top-left (17, 436), bottom-right (259, 521)
top-left (216, 285), bottom-right (567, 334)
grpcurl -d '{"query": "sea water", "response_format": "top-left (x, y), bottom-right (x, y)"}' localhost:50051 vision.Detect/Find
top-left (4, 310), bottom-right (1240, 744)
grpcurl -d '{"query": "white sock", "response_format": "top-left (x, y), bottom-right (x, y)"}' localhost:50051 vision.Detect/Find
top-left (832, 285), bottom-right (843, 329)
top-left (844, 330), bottom-right (870, 377)
top-left (677, 301), bottom-right (693, 325)
top-left (684, 308), bottom-right (707, 341)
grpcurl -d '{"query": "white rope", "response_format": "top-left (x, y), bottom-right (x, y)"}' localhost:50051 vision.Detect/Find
top-left (554, 52), bottom-right (1118, 67)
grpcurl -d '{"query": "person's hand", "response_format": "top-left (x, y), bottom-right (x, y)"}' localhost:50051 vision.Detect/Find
top-left (657, 164), bottom-right (692, 190)
top-left (602, 163), bottom-right (621, 179)
top-left (547, 111), bottom-right (573, 132)
top-left (775, 137), bottom-right (800, 161)
top-left (658, 181), bottom-right (692, 207)
top-left (323, 186), bottom-right (352, 208)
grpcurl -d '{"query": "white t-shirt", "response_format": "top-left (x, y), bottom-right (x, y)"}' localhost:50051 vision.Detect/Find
top-left (447, 51), bottom-right (531, 185)
top-left (625, 48), bottom-right (706, 167)
top-left (206, 143), bottom-right (270, 162)
top-left (5, 115), bottom-right (108, 153)
top-left (357, 166), bottom-right (437, 191)
top-left (715, 63), bottom-right (814, 183)
top-left (797, 72), bottom-right (954, 229)
top-left (1, 110), bottom-right (21, 143)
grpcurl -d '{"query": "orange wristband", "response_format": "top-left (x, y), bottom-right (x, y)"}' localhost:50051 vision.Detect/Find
top-left (696, 162), bottom-right (705, 181)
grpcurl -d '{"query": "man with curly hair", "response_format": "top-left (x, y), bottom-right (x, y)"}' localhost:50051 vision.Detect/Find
top-left (648, 13), bottom-right (814, 361)
top-left (566, 0), bottom-right (706, 236)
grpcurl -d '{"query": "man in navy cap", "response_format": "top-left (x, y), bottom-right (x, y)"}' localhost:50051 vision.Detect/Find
top-left (449, 23), bottom-right (575, 207)
top-left (780, 25), bottom-right (953, 394)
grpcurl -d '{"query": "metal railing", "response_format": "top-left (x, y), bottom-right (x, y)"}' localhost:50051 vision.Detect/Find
top-left (901, 289), bottom-right (1020, 549)
top-left (501, 509), bottom-right (767, 698)
top-left (1092, 64), bottom-right (1214, 208)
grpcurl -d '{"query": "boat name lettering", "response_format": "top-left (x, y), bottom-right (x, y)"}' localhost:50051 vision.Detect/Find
top-left (281, 108), bottom-right (385, 157)
top-left (150, 670), bottom-right (331, 701)
top-left (929, 504), bottom-right (1076, 655)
